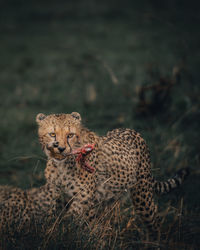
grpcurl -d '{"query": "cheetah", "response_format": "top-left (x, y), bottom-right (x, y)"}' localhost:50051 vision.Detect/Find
top-left (0, 183), bottom-right (62, 234)
top-left (36, 112), bottom-right (189, 236)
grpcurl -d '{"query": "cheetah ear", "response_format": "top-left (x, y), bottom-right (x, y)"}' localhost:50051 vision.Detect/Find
top-left (36, 113), bottom-right (46, 124)
top-left (71, 112), bottom-right (81, 121)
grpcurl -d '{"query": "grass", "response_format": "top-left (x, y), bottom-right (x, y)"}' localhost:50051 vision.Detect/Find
top-left (0, 0), bottom-right (200, 249)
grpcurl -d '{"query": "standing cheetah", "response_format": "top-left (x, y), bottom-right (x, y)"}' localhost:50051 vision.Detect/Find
top-left (37, 112), bottom-right (189, 236)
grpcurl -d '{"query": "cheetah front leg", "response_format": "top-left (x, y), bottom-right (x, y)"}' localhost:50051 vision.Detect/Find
top-left (130, 180), bottom-right (161, 241)
top-left (60, 192), bottom-right (98, 229)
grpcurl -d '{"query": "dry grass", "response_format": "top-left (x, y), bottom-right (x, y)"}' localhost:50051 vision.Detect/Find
top-left (1, 195), bottom-right (199, 250)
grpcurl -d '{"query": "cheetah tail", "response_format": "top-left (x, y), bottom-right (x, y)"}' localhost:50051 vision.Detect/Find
top-left (153, 168), bottom-right (189, 195)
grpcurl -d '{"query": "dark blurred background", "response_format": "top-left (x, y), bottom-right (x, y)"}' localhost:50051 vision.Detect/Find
top-left (0, 0), bottom-right (200, 247)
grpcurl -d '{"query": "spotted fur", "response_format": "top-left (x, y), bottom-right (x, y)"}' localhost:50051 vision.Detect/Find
top-left (37, 112), bottom-right (189, 235)
top-left (0, 184), bottom-right (62, 233)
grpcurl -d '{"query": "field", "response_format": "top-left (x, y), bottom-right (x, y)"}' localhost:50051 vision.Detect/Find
top-left (0, 0), bottom-right (200, 249)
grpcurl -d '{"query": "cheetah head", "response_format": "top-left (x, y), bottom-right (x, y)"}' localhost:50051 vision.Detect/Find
top-left (36, 112), bottom-right (82, 161)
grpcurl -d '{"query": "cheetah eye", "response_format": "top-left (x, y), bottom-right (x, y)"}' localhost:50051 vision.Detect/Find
top-left (49, 132), bottom-right (56, 137)
top-left (67, 133), bottom-right (75, 139)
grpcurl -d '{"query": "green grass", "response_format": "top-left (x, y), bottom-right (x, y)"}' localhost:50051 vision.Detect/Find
top-left (0, 0), bottom-right (200, 248)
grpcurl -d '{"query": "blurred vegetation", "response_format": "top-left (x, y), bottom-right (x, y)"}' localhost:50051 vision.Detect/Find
top-left (0, 0), bottom-right (200, 249)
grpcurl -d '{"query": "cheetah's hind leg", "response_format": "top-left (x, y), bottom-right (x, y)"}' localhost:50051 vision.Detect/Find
top-left (130, 182), bottom-right (161, 244)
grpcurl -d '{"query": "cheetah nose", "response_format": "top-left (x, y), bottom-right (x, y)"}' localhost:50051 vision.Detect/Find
top-left (58, 147), bottom-right (66, 153)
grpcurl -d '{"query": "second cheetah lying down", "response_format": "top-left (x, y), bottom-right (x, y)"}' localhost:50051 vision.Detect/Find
top-left (0, 183), bottom-right (63, 233)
